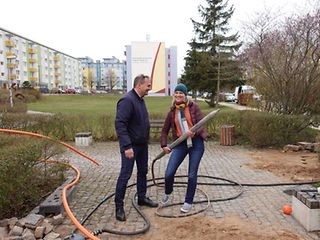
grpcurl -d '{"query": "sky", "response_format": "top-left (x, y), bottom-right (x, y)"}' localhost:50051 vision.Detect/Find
top-left (0, 0), bottom-right (317, 76)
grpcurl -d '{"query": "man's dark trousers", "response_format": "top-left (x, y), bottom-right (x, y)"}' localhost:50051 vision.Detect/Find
top-left (115, 144), bottom-right (148, 208)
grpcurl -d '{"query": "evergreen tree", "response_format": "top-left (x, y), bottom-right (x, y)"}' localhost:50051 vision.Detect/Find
top-left (182, 0), bottom-right (242, 106)
top-left (181, 39), bottom-right (211, 98)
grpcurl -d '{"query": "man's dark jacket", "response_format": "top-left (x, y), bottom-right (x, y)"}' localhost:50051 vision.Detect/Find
top-left (115, 89), bottom-right (150, 152)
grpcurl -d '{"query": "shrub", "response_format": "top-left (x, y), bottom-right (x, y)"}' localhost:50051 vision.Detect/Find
top-left (0, 110), bottom-right (316, 148)
top-left (96, 114), bottom-right (117, 141)
top-left (0, 136), bottom-right (66, 218)
top-left (0, 113), bottom-right (118, 142)
top-left (210, 110), bottom-right (317, 147)
top-left (316, 133), bottom-right (320, 161)
top-left (0, 88), bottom-right (41, 113)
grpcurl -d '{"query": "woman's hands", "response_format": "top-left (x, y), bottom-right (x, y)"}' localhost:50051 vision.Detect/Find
top-left (162, 146), bottom-right (172, 154)
top-left (186, 130), bottom-right (195, 138)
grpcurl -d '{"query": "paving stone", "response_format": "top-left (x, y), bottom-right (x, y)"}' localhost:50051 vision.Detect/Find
top-left (54, 142), bottom-right (319, 240)
top-left (21, 229), bottom-right (35, 240)
top-left (0, 226), bottom-right (8, 238)
top-left (24, 214), bottom-right (44, 230)
top-left (9, 226), bottom-right (23, 236)
top-left (34, 226), bottom-right (45, 239)
top-left (43, 232), bottom-right (60, 240)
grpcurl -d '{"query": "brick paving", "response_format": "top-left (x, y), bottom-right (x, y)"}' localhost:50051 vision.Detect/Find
top-left (59, 141), bottom-right (319, 239)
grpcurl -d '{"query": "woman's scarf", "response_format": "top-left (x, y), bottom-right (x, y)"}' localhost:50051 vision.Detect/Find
top-left (174, 101), bottom-right (193, 148)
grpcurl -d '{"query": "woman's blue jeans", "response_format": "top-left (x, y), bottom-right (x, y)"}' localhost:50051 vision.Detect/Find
top-left (164, 136), bottom-right (204, 204)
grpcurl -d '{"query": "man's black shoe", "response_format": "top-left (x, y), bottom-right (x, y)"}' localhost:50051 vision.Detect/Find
top-left (137, 197), bottom-right (159, 208)
top-left (115, 207), bottom-right (126, 221)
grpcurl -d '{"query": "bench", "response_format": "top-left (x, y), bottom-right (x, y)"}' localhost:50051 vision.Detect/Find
top-left (150, 119), bottom-right (164, 141)
top-left (75, 132), bottom-right (93, 146)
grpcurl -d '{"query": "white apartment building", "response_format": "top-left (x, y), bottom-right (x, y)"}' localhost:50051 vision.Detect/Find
top-left (0, 27), bottom-right (82, 90)
top-left (100, 56), bottom-right (126, 91)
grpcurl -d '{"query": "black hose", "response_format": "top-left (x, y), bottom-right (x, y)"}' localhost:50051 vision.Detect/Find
top-left (71, 162), bottom-right (320, 237)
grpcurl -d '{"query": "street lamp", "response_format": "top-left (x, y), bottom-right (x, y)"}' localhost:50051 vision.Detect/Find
top-left (6, 55), bottom-right (17, 108)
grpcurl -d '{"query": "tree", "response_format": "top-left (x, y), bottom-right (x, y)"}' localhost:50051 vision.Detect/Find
top-left (243, 9), bottom-right (320, 114)
top-left (182, 0), bottom-right (242, 106)
top-left (83, 68), bottom-right (95, 90)
top-left (105, 69), bottom-right (119, 92)
top-left (21, 81), bottom-right (32, 89)
top-left (181, 39), bottom-right (211, 98)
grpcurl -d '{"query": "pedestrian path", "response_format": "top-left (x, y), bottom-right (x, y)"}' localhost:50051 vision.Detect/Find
top-left (59, 141), bottom-right (319, 239)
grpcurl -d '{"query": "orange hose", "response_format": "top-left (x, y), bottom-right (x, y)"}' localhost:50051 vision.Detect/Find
top-left (45, 160), bottom-right (100, 240)
top-left (0, 129), bottom-right (100, 166)
top-left (0, 129), bottom-right (101, 239)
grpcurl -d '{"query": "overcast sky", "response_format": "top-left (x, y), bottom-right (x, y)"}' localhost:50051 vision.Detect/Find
top-left (0, 0), bottom-right (317, 76)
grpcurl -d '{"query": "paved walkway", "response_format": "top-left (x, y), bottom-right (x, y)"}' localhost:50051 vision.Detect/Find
top-left (60, 141), bottom-right (319, 239)
top-left (218, 101), bottom-right (255, 110)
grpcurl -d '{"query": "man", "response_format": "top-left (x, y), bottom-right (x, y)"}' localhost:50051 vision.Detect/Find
top-left (114, 74), bottom-right (158, 222)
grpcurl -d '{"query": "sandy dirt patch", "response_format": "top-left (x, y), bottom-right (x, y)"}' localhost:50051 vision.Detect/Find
top-left (134, 210), bottom-right (301, 240)
top-left (242, 148), bottom-right (320, 181)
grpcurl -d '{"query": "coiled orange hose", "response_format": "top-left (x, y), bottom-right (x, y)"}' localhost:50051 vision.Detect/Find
top-left (0, 129), bottom-right (101, 240)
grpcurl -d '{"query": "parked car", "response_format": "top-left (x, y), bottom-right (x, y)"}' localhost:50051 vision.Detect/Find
top-left (222, 92), bottom-right (236, 102)
top-left (80, 89), bottom-right (91, 94)
top-left (51, 88), bottom-right (64, 94)
top-left (234, 85), bottom-right (261, 103)
top-left (64, 88), bottom-right (76, 94)
top-left (39, 87), bottom-right (49, 94)
top-left (202, 92), bottom-right (212, 99)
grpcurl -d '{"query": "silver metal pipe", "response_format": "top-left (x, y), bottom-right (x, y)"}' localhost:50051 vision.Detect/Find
top-left (152, 109), bottom-right (220, 161)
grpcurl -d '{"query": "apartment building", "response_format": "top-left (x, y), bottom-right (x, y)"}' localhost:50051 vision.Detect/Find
top-left (125, 41), bottom-right (177, 96)
top-left (100, 56), bottom-right (126, 91)
top-left (79, 56), bottom-right (126, 91)
top-left (0, 27), bottom-right (82, 90)
top-left (79, 56), bottom-right (96, 90)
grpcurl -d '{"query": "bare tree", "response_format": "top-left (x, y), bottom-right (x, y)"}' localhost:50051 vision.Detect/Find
top-left (83, 68), bottom-right (95, 90)
top-left (242, 9), bottom-right (320, 114)
top-left (105, 69), bottom-right (119, 92)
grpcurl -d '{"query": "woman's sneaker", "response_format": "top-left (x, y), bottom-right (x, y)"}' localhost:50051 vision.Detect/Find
top-left (180, 202), bottom-right (192, 213)
top-left (161, 194), bottom-right (170, 205)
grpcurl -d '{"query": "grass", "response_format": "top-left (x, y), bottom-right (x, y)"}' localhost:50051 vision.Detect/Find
top-left (27, 94), bottom-right (227, 116)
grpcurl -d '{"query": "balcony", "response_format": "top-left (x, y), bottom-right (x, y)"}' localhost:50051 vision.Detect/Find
top-left (9, 74), bottom-right (16, 79)
top-left (54, 64), bottom-right (60, 69)
top-left (5, 52), bottom-right (15, 57)
top-left (7, 63), bottom-right (16, 69)
top-left (29, 76), bottom-right (38, 81)
top-left (54, 72), bottom-right (60, 76)
top-left (28, 67), bottom-right (37, 72)
top-left (27, 48), bottom-right (36, 54)
top-left (54, 56), bottom-right (59, 61)
top-left (28, 58), bottom-right (36, 63)
top-left (5, 40), bottom-right (14, 47)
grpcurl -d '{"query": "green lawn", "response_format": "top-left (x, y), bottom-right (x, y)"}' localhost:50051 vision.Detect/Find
top-left (28, 94), bottom-right (218, 116)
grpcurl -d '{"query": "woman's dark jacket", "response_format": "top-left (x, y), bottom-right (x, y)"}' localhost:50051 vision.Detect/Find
top-left (160, 100), bottom-right (208, 147)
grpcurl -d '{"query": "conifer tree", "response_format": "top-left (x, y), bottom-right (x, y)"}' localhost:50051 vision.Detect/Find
top-left (182, 0), bottom-right (242, 106)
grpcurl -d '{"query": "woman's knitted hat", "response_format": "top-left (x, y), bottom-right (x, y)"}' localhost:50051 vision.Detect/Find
top-left (174, 83), bottom-right (188, 95)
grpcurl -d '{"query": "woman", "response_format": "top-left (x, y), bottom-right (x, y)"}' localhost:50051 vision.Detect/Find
top-left (160, 83), bottom-right (208, 213)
